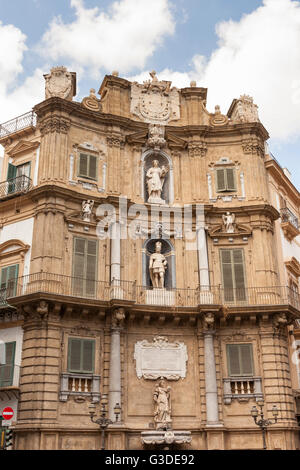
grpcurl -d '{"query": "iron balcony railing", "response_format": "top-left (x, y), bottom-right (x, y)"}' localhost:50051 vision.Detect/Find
top-left (0, 111), bottom-right (37, 139)
top-left (281, 207), bottom-right (299, 230)
top-left (0, 175), bottom-right (32, 200)
top-left (2, 272), bottom-right (300, 310)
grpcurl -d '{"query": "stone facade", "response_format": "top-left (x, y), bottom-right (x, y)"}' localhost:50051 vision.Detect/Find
top-left (0, 69), bottom-right (299, 450)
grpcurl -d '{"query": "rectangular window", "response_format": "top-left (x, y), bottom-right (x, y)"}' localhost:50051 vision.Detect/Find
top-left (220, 249), bottom-right (246, 302)
top-left (0, 342), bottom-right (16, 387)
top-left (78, 153), bottom-right (98, 180)
top-left (227, 344), bottom-right (254, 377)
top-left (68, 338), bottom-right (95, 373)
top-left (0, 265), bottom-right (19, 298)
top-left (72, 237), bottom-right (98, 297)
top-left (216, 168), bottom-right (236, 192)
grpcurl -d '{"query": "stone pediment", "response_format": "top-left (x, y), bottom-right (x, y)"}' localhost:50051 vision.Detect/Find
top-left (7, 140), bottom-right (40, 156)
top-left (209, 223), bottom-right (252, 238)
top-left (0, 239), bottom-right (30, 259)
top-left (165, 131), bottom-right (187, 150)
top-left (126, 130), bottom-right (148, 146)
top-left (285, 257), bottom-right (300, 278)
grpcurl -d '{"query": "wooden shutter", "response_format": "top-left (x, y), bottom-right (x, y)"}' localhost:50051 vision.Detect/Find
top-left (216, 169), bottom-right (226, 192)
top-left (227, 344), bottom-right (253, 377)
top-left (0, 342), bottom-right (15, 387)
top-left (233, 250), bottom-right (246, 301)
top-left (240, 344), bottom-right (254, 375)
top-left (86, 240), bottom-right (97, 297)
top-left (79, 154), bottom-right (88, 177)
top-left (72, 238), bottom-right (97, 297)
top-left (220, 250), bottom-right (234, 302)
top-left (88, 155), bottom-right (97, 179)
top-left (227, 344), bottom-right (241, 376)
top-left (226, 168), bottom-right (236, 191)
top-left (7, 164), bottom-right (17, 181)
top-left (82, 340), bottom-right (94, 373)
top-left (68, 338), bottom-right (94, 373)
top-left (0, 265), bottom-right (19, 297)
top-left (68, 338), bottom-right (82, 372)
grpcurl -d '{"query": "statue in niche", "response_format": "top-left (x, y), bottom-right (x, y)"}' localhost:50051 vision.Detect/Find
top-left (222, 212), bottom-right (235, 233)
top-left (153, 379), bottom-right (172, 430)
top-left (149, 241), bottom-right (168, 289)
top-left (82, 200), bottom-right (94, 222)
top-left (146, 159), bottom-right (169, 204)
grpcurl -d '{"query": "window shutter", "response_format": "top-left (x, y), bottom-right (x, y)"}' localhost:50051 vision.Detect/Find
top-left (0, 342), bottom-right (15, 386)
top-left (226, 168), bottom-right (236, 191)
top-left (7, 164), bottom-right (17, 181)
top-left (72, 238), bottom-right (98, 297)
top-left (68, 338), bottom-right (82, 372)
top-left (1, 265), bottom-right (19, 297)
top-left (216, 169), bottom-right (226, 192)
top-left (79, 154), bottom-right (88, 177)
top-left (86, 240), bottom-right (97, 297)
top-left (233, 250), bottom-right (246, 301)
top-left (240, 344), bottom-right (253, 376)
top-left (88, 155), bottom-right (97, 179)
top-left (221, 250), bottom-right (234, 302)
top-left (227, 344), bottom-right (241, 376)
top-left (0, 267), bottom-right (8, 291)
top-left (82, 340), bottom-right (94, 373)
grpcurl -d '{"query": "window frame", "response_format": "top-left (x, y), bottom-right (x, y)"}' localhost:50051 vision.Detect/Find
top-left (0, 264), bottom-right (19, 298)
top-left (215, 167), bottom-right (237, 193)
top-left (220, 248), bottom-right (247, 302)
top-left (77, 153), bottom-right (98, 181)
top-left (67, 337), bottom-right (95, 374)
top-left (226, 343), bottom-right (254, 377)
top-left (72, 237), bottom-right (98, 297)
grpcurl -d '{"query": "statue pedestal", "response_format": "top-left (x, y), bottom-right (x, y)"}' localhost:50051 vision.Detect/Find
top-left (141, 430), bottom-right (192, 446)
top-left (148, 196), bottom-right (166, 205)
top-left (146, 288), bottom-right (175, 306)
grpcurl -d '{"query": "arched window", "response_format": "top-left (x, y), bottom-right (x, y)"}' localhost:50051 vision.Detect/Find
top-left (142, 239), bottom-right (176, 289)
top-left (141, 150), bottom-right (174, 205)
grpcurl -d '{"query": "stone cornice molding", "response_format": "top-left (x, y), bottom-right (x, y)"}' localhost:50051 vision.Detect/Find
top-left (285, 258), bottom-right (300, 278)
top-left (0, 239), bottom-right (30, 259)
top-left (38, 115), bottom-right (71, 136)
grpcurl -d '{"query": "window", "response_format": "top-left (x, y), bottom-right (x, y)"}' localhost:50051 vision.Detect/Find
top-left (227, 344), bottom-right (254, 377)
top-left (215, 168), bottom-right (236, 192)
top-left (78, 153), bottom-right (98, 180)
top-left (68, 338), bottom-right (95, 373)
top-left (72, 237), bottom-right (97, 297)
top-left (220, 249), bottom-right (246, 302)
top-left (0, 342), bottom-right (16, 387)
top-left (0, 265), bottom-right (19, 298)
top-left (7, 163), bottom-right (31, 194)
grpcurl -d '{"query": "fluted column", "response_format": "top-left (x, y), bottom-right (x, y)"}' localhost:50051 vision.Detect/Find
top-left (203, 314), bottom-right (221, 426)
top-left (108, 308), bottom-right (125, 421)
top-left (110, 222), bottom-right (121, 284)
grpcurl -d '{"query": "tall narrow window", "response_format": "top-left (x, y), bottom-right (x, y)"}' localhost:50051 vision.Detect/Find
top-left (78, 153), bottom-right (98, 180)
top-left (227, 344), bottom-right (254, 377)
top-left (216, 168), bottom-right (236, 192)
top-left (0, 342), bottom-right (16, 387)
top-left (220, 249), bottom-right (246, 302)
top-left (67, 338), bottom-right (95, 373)
top-left (0, 265), bottom-right (19, 298)
top-left (72, 237), bottom-right (98, 297)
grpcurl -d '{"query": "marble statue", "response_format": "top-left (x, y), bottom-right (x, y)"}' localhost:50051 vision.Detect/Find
top-left (149, 241), bottom-right (168, 289)
top-left (82, 200), bottom-right (94, 222)
top-left (222, 212), bottom-right (235, 233)
top-left (146, 160), bottom-right (169, 204)
top-left (153, 379), bottom-right (172, 430)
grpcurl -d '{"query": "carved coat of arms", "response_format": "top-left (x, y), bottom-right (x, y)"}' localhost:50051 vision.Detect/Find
top-left (44, 66), bottom-right (75, 101)
top-left (130, 71), bottom-right (180, 125)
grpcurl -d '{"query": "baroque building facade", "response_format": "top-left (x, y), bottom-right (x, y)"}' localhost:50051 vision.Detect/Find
top-left (0, 67), bottom-right (299, 450)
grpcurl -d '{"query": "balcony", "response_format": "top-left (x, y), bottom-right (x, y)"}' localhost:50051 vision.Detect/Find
top-left (0, 111), bottom-right (36, 140)
top-left (59, 373), bottom-right (100, 403)
top-left (2, 272), bottom-right (300, 311)
top-left (281, 207), bottom-right (300, 241)
top-left (0, 175), bottom-right (32, 201)
top-left (223, 377), bottom-right (263, 404)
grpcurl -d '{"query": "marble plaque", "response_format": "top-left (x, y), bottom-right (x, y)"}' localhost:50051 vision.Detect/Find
top-left (134, 336), bottom-right (188, 380)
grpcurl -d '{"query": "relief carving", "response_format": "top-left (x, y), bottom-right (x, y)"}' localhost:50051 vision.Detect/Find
top-left (44, 66), bottom-right (76, 101)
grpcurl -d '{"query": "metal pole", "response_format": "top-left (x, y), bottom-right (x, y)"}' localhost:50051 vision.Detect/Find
top-left (262, 427), bottom-right (267, 450)
top-left (101, 428), bottom-right (105, 451)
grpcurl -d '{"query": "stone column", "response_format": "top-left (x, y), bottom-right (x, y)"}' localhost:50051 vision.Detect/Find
top-left (110, 222), bottom-right (121, 284)
top-left (196, 211), bottom-right (210, 289)
top-left (203, 314), bottom-right (220, 426)
top-left (108, 308), bottom-right (125, 421)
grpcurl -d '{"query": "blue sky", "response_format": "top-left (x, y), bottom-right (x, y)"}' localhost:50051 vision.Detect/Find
top-left (0, 0), bottom-right (299, 189)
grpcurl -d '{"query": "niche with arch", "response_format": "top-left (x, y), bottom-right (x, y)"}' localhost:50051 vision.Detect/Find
top-left (142, 238), bottom-right (176, 289)
top-left (142, 150), bottom-right (174, 205)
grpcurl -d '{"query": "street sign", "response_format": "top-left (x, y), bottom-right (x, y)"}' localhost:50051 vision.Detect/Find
top-left (2, 408), bottom-right (14, 421)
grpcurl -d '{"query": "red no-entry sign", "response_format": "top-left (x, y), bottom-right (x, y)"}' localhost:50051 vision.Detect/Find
top-left (2, 407), bottom-right (14, 420)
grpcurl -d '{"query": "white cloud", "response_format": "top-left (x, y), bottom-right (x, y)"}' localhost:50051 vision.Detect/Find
top-left (39, 0), bottom-right (175, 77)
top-left (132, 0), bottom-right (300, 142)
top-left (0, 21), bottom-right (27, 90)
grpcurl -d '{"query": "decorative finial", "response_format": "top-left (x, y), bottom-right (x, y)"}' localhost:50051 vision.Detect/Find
top-left (190, 80), bottom-right (197, 87)
top-left (112, 70), bottom-right (119, 77)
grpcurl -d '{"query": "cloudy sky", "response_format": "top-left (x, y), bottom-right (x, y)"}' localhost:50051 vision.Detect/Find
top-left (0, 0), bottom-right (300, 187)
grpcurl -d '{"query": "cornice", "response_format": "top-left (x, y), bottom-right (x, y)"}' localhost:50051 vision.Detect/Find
top-left (265, 159), bottom-right (300, 204)
top-left (207, 204), bottom-right (280, 221)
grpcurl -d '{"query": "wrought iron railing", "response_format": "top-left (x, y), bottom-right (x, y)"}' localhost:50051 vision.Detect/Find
top-left (281, 207), bottom-right (299, 230)
top-left (2, 272), bottom-right (300, 310)
top-left (0, 175), bottom-right (32, 200)
top-left (0, 111), bottom-right (37, 139)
